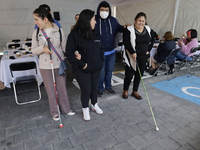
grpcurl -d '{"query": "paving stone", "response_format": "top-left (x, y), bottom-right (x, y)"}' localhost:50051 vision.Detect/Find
top-left (53, 138), bottom-right (73, 150)
top-left (144, 142), bottom-right (166, 150)
top-left (162, 122), bottom-right (181, 133)
top-left (20, 120), bottom-right (37, 132)
top-left (46, 123), bottom-right (61, 133)
top-left (6, 126), bottom-right (22, 137)
top-left (128, 135), bottom-right (147, 150)
top-left (14, 131), bottom-right (31, 144)
top-left (136, 120), bottom-right (155, 132)
top-left (114, 141), bottom-right (135, 150)
top-left (24, 138), bottom-right (43, 150)
top-left (0, 136), bottom-right (14, 149)
top-left (124, 114), bottom-right (139, 125)
top-left (83, 140), bottom-right (104, 150)
top-left (35, 117), bottom-right (53, 127)
top-left (111, 129), bottom-right (132, 143)
top-left (0, 120), bottom-right (15, 130)
top-left (31, 126), bottom-right (47, 138)
top-left (140, 131), bottom-right (159, 145)
top-left (57, 126), bottom-right (75, 139)
top-left (97, 123), bottom-right (116, 135)
top-left (177, 143), bottom-right (198, 150)
top-left (110, 119), bottom-right (128, 130)
top-left (0, 130), bottom-right (5, 141)
top-left (158, 136), bottom-right (181, 150)
top-left (69, 132), bottom-right (89, 147)
top-left (68, 145), bottom-right (84, 150)
top-left (5, 143), bottom-right (24, 150)
top-left (169, 130), bottom-right (192, 145)
top-left (98, 134), bottom-right (118, 149)
top-left (124, 124), bottom-right (144, 137)
top-left (72, 123), bottom-right (90, 134)
top-left (41, 132), bottom-right (59, 145)
top-left (189, 122), bottom-right (200, 131)
top-left (187, 140), bottom-right (200, 150)
top-left (84, 128), bottom-right (103, 141)
top-left (148, 125), bottom-right (171, 138)
top-left (178, 126), bottom-right (199, 139)
top-left (37, 144), bottom-right (54, 150)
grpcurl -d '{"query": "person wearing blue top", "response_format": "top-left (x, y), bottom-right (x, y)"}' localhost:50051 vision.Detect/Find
top-left (34, 4), bottom-right (61, 29)
top-left (95, 1), bottom-right (126, 97)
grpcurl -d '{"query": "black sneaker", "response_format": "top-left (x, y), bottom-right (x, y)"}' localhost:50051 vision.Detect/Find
top-left (98, 90), bottom-right (103, 97)
top-left (105, 88), bottom-right (116, 95)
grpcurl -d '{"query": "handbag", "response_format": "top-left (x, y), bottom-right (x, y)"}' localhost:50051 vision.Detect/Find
top-left (41, 29), bottom-right (69, 75)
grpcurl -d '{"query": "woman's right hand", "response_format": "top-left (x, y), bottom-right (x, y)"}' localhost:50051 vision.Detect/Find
top-left (83, 63), bottom-right (87, 69)
top-left (131, 53), bottom-right (137, 61)
top-left (43, 46), bottom-right (52, 54)
top-left (75, 51), bottom-right (81, 60)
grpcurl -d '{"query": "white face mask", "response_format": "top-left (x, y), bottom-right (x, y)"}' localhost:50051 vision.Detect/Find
top-left (100, 11), bottom-right (109, 19)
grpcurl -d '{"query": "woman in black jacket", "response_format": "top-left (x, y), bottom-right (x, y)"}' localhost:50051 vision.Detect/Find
top-left (150, 31), bottom-right (176, 75)
top-left (66, 9), bottom-right (104, 121)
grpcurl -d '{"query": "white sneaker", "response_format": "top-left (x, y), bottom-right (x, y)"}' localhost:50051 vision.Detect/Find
top-left (52, 115), bottom-right (60, 121)
top-left (91, 103), bottom-right (103, 115)
top-left (67, 110), bottom-right (75, 116)
top-left (82, 107), bottom-right (91, 121)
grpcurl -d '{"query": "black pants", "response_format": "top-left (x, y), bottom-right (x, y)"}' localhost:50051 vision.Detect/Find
top-left (123, 55), bottom-right (147, 91)
top-left (74, 68), bottom-right (101, 108)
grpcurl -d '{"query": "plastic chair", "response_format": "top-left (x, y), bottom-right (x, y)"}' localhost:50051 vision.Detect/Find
top-left (9, 61), bottom-right (41, 105)
top-left (153, 48), bottom-right (180, 80)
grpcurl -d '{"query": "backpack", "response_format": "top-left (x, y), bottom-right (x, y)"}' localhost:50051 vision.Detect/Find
top-left (36, 27), bottom-right (62, 46)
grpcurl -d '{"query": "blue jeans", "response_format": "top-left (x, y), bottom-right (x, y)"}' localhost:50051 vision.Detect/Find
top-left (175, 51), bottom-right (192, 61)
top-left (98, 52), bottom-right (116, 91)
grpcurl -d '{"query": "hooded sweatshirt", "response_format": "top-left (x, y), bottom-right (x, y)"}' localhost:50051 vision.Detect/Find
top-left (95, 1), bottom-right (124, 53)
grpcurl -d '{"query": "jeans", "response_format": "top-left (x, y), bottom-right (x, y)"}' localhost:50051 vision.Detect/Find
top-left (98, 52), bottom-right (116, 91)
top-left (175, 51), bottom-right (192, 61)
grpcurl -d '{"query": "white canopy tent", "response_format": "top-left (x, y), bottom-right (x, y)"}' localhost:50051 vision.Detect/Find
top-left (0, 0), bottom-right (200, 47)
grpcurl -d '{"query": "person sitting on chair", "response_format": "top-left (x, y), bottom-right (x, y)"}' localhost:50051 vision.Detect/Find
top-left (150, 31), bottom-right (176, 75)
top-left (168, 29), bottom-right (198, 74)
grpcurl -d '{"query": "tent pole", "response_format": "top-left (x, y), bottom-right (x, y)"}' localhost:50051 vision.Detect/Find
top-left (172, 0), bottom-right (180, 35)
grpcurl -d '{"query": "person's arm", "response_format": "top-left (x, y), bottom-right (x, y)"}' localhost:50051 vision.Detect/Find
top-left (156, 42), bottom-right (166, 53)
top-left (179, 39), bottom-right (198, 55)
top-left (123, 28), bottom-right (135, 54)
top-left (65, 33), bottom-right (86, 69)
top-left (60, 28), bottom-right (66, 53)
top-left (31, 29), bottom-right (45, 55)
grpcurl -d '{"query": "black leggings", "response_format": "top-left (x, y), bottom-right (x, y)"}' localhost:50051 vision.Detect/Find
top-left (74, 68), bottom-right (101, 108)
top-left (123, 55), bottom-right (147, 91)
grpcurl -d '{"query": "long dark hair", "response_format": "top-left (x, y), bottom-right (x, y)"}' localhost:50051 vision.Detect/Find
top-left (33, 8), bottom-right (54, 23)
top-left (74, 9), bottom-right (95, 39)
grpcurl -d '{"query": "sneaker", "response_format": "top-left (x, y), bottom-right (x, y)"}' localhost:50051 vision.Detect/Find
top-left (67, 110), bottom-right (75, 116)
top-left (91, 103), bottom-right (103, 115)
top-left (82, 107), bottom-right (91, 121)
top-left (52, 115), bottom-right (60, 121)
top-left (98, 90), bottom-right (103, 97)
top-left (105, 88), bottom-right (115, 95)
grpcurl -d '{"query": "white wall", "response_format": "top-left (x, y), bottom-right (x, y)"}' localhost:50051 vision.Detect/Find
top-left (0, 0), bottom-right (100, 47)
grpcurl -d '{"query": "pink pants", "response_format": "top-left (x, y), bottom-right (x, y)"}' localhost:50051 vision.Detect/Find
top-left (40, 68), bottom-right (71, 116)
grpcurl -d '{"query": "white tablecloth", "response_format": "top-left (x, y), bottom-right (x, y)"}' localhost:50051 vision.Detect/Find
top-left (0, 49), bottom-right (43, 88)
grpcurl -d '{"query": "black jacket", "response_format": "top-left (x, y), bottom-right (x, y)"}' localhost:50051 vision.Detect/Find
top-left (154, 40), bottom-right (176, 63)
top-left (66, 30), bottom-right (104, 73)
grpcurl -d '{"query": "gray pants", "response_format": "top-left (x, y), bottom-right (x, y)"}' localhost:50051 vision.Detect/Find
top-left (40, 68), bottom-right (71, 116)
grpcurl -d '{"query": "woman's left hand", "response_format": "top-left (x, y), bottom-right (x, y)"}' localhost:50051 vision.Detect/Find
top-left (146, 51), bottom-right (149, 55)
top-left (75, 51), bottom-right (81, 60)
